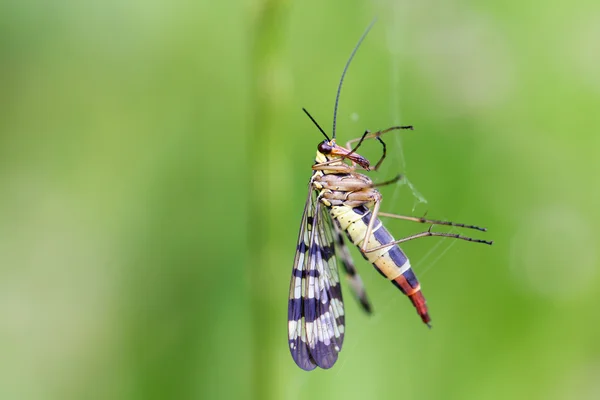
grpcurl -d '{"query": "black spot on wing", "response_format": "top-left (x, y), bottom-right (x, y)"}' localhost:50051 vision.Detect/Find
top-left (289, 336), bottom-right (317, 371)
top-left (311, 337), bottom-right (339, 369)
top-left (359, 296), bottom-right (373, 314)
top-left (288, 298), bottom-right (302, 321)
top-left (304, 298), bottom-right (318, 322)
top-left (336, 230), bottom-right (345, 246)
top-left (321, 243), bottom-right (335, 261)
top-left (292, 268), bottom-right (320, 278)
top-left (308, 241), bottom-right (320, 258)
top-left (297, 240), bottom-right (307, 254)
top-left (287, 297), bottom-right (325, 324)
top-left (312, 297), bottom-right (342, 369)
top-left (341, 261), bottom-right (356, 277)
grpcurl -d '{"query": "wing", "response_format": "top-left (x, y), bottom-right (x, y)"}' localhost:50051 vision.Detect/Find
top-left (288, 187), bottom-right (317, 370)
top-left (288, 186), bottom-right (345, 370)
top-left (332, 220), bottom-right (373, 314)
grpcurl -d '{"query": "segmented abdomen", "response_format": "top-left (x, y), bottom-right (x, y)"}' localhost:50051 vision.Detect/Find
top-left (329, 204), bottom-right (431, 325)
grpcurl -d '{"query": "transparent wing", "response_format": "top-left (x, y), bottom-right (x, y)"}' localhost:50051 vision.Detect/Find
top-left (288, 186), bottom-right (317, 370)
top-left (288, 186), bottom-right (345, 370)
top-left (307, 197), bottom-right (345, 368)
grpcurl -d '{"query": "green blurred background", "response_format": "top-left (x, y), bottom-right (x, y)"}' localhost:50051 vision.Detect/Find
top-left (1, 1), bottom-right (599, 399)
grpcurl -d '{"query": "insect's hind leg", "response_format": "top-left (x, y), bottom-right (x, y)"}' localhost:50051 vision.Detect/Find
top-left (378, 212), bottom-right (488, 232)
top-left (352, 190), bottom-right (493, 254)
top-left (363, 225), bottom-right (493, 254)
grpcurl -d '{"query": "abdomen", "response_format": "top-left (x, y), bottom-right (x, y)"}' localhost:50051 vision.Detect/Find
top-left (330, 204), bottom-right (431, 325)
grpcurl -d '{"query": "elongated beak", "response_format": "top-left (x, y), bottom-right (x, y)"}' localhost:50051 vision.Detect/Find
top-left (330, 145), bottom-right (371, 170)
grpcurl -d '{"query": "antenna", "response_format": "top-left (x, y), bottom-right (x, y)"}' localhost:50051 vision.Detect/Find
top-left (302, 108), bottom-right (330, 141)
top-left (332, 18), bottom-right (377, 139)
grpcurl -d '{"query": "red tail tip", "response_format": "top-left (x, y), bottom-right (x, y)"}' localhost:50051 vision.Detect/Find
top-left (408, 291), bottom-right (431, 327)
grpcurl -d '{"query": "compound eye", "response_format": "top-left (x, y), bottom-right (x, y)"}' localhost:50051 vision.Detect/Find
top-left (318, 141), bottom-right (332, 154)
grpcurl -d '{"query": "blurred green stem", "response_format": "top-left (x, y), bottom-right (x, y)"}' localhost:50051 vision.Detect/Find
top-left (249, 1), bottom-right (289, 399)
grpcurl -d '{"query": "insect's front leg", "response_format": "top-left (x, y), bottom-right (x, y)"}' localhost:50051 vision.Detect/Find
top-left (345, 126), bottom-right (413, 150)
top-left (345, 126), bottom-right (413, 171)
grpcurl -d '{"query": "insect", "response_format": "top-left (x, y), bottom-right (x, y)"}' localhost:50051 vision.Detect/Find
top-left (288, 21), bottom-right (493, 371)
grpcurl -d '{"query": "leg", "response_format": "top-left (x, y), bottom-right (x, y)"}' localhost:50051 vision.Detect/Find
top-left (359, 192), bottom-right (383, 253)
top-left (318, 173), bottom-right (397, 193)
top-left (364, 225), bottom-right (493, 254)
top-left (378, 212), bottom-right (488, 232)
top-left (312, 158), bottom-right (365, 171)
top-left (336, 130), bottom-right (373, 170)
top-left (346, 125), bottom-right (414, 171)
top-left (357, 194), bottom-right (492, 254)
top-left (320, 186), bottom-right (382, 253)
top-left (345, 125), bottom-right (414, 150)
top-left (312, 162), bottom-right (356, 172)
top-left (372, 174), bottom-right (403, 188)
top-left (316, 174), bottom-right (373, 193)
top-left (344, 129), bottom-right (371, 159)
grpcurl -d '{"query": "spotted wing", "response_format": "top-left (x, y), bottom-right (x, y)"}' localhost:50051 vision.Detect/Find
top-left (288, 186), bottom-right (345, 370)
